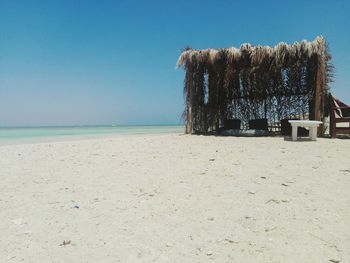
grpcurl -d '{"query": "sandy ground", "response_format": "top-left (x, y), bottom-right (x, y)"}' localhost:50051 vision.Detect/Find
top-left (0, 134), bottom-right (349, 263)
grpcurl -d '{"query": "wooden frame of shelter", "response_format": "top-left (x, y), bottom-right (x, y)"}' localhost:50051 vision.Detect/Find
top-left (177, 37), bottom-right (333, 134)
top-left (329, 95), bottom-right (350, 138)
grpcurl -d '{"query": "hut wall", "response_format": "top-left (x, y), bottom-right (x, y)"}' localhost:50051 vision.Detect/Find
top-left (177, 37), bottom-right (332, 134)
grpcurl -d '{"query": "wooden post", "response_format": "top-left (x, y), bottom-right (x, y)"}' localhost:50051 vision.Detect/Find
top-left (329, 95), bottom-right (336, 138)
top-left (313, 56), bottom-right (325, 136)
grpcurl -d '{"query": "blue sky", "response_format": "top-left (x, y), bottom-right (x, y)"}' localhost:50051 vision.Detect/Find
top-left (0, 0), bottom-right (349, 126)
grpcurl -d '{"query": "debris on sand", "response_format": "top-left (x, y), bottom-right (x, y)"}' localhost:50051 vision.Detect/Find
top-left (59, 240), bottom-right (71, 246)
top-left (266, 199), bottom-right (280, 204)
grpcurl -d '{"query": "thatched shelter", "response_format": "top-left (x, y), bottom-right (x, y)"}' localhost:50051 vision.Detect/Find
top-left (177, 36), bottom-right (333, 134)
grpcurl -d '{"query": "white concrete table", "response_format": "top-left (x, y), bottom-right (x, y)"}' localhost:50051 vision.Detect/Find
top-left (288, 120), bottom-right (323, 141)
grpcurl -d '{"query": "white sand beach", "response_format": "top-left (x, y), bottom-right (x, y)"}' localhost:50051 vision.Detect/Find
top-left (0, 134), bottom-right (349, 262)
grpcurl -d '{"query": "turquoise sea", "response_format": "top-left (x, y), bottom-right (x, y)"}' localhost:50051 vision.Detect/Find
top-left (0, 125), bottom-right (184, 144)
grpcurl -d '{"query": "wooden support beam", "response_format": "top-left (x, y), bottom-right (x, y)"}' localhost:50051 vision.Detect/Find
top-left (314, 59), bottom-right (323, 121)
top-left (329, 97), bottom-right (336, 138)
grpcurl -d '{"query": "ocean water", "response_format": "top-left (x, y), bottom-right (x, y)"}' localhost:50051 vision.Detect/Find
top-left (0, 125), bottom-right (184, 144)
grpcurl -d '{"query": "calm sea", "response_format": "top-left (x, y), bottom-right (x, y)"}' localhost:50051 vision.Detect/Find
top-left (0, 125), bottom-right (184, 144)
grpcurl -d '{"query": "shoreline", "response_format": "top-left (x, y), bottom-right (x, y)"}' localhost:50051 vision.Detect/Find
top-left (0, 131), bottom-right (185, 146)
top-left (0, 125), bottom-right (185, 146)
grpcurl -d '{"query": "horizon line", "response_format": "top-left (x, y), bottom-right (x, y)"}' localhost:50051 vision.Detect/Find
top-left (0, 123), bottom-right (184, 129)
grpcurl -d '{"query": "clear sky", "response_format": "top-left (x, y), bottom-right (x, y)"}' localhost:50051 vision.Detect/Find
top-left (0, 0), bottom-right (349, 126)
